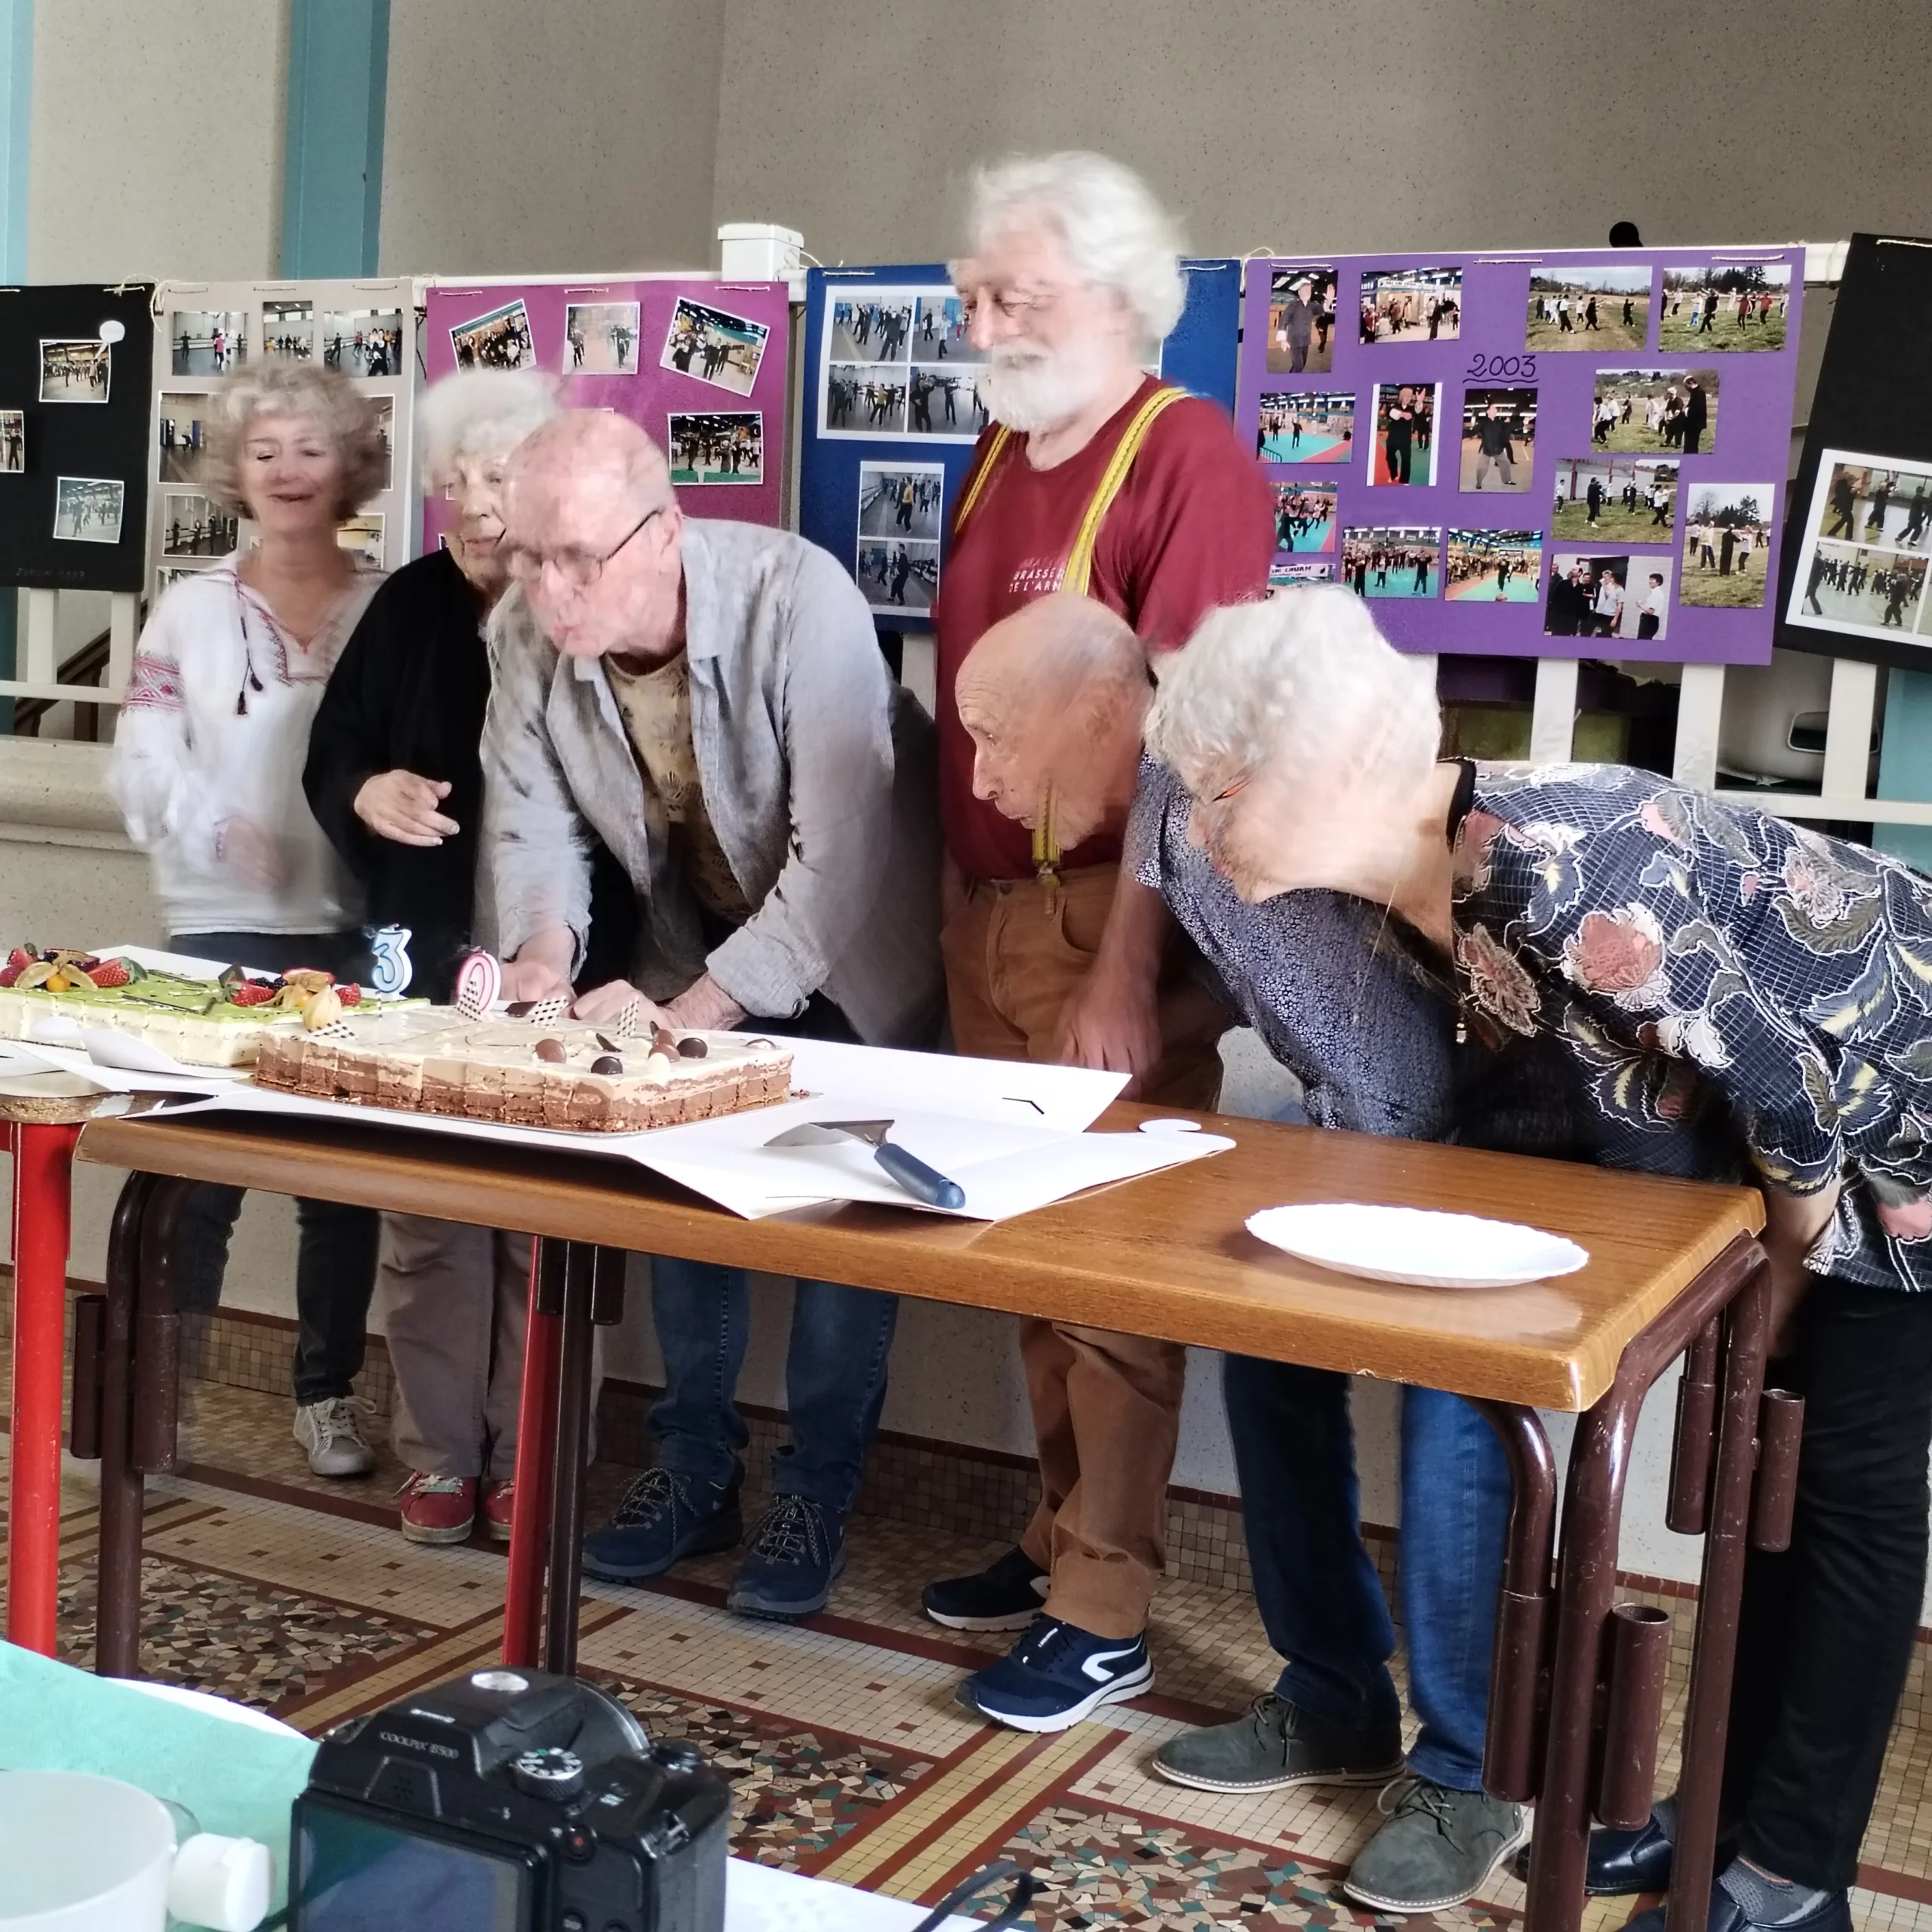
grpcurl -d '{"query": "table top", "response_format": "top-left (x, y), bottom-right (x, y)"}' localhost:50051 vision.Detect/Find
top-left (78, 1103), bottom-right (1762, 1411)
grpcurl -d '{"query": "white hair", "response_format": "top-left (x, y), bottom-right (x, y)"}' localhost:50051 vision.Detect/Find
top-left (1146, 588), bottom-right (1441, 798)
top-left (417, 368), bottom-right (560, 489)
top-left (961, 151), bottom-right (1186, 352)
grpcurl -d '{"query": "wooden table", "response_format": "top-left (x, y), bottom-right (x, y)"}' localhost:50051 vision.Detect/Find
top-left (74, 1101), bottom-right (1779, 1932)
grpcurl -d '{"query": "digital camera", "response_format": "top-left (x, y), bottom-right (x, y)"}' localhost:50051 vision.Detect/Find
top-left (289, 1666), bottom-right (728, 1932)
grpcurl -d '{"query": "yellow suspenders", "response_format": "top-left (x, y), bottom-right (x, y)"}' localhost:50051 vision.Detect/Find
top-left (952, 386), bottom-right (1189, 878)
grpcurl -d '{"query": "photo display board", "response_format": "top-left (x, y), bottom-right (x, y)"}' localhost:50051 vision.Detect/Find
top-left (798, 260), bottom-right (1244, 630)
top-left (148, 277), bottom-right (417, 596)
top-left (0, 283), bottom-right (154, 592)
top-left (1238, 246), bottom-right (1804, 662)
top-left (1776, 234), bottom-right (1932, 669)
top-left (421, 277), bottom-right (789, 544)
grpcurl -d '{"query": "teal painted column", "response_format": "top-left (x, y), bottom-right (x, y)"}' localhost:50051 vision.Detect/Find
top-left (0, 0), bottom-right (31, 728)
top-left (281, 0), bottom-right (390, 276)
top-left (1876, 672), bottom-right (1932, 872)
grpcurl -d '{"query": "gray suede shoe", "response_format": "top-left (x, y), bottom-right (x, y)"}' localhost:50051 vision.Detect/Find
top-left (1343, 1777), bottom-right (1531, 1915)
top-left (1152, 1694), bottom-right (1404, 1794)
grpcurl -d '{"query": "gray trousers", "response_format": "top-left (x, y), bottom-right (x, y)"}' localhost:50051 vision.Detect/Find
top-left (378, 1215), bottom-right (534, 1480)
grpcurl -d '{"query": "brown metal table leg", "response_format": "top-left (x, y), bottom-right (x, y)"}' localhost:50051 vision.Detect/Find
top-left (94, 1173), bottom-right (157, 1677)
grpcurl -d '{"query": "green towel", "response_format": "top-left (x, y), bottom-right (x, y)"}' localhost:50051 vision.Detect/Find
top-left (0, 1642), bottom-right (317, 1913)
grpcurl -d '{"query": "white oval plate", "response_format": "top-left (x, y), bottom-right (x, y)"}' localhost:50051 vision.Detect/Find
top-left (1247, 1202), bottom-right (1589, 1289)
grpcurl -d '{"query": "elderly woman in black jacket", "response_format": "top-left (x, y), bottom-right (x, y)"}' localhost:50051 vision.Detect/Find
top-left (304, 368), bottom-right (558, 1546)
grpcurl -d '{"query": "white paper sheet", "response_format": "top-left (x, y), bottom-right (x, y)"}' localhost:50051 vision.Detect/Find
top-left (727, 1857), bottom-right (977, 1931)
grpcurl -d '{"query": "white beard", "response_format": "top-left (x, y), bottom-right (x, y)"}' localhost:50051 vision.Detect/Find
top-left (976, 343), bottom-right (1111, 433)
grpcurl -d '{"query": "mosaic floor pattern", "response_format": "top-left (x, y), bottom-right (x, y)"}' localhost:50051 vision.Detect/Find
top-left (3, 1377), bottom-right (1930, 1929)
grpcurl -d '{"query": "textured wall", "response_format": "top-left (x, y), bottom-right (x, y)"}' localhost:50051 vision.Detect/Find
top-left (27, 0), bottom-right (288, 281)
top-left (380, 0), bottom-right (725, 274)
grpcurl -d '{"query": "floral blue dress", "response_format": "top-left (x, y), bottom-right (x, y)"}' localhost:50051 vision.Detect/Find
top-left (1453, 762), bottom-right (1932, 1293)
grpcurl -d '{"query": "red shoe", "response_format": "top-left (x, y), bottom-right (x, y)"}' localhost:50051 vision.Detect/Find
top-left (398, 1472), bottom-right (477, 1544)
top-left (482, 1478), bottom-right (515, 1543)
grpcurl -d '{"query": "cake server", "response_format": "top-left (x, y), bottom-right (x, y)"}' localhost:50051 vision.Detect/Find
top-left (764, 1118), bottom-right (967, 1211)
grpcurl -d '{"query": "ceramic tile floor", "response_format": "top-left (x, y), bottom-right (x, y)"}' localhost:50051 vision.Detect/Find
top-left (4, 1377), bottom-right (1930, 1929)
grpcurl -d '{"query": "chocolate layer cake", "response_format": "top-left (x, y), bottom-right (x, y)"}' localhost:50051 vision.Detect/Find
top-left (253, 1008), bottom-right (795, 1134)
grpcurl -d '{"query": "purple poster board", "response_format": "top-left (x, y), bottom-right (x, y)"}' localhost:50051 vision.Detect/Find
top-left (1238, 248), bottom-right (1803, 663)
top-left (421, 277), bottom-right (789, 549)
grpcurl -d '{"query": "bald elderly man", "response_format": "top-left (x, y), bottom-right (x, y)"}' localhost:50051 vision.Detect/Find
top-left (484, 410), bottom-right (942, 1620)
top-left (945, 592), bottom-right (1548, 1915)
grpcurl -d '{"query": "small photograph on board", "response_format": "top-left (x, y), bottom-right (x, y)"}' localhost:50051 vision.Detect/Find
top-left (1792, 542), bottom-right (1928, 638)
top-left (1267, 266), bottom-right (1340, 374)
top-left (858, 462), bottom-right (944, 542)
top-left (0, 410), bottom-right (22, 473)
top-left (1342, 526), bottom-right (1441, 598)
top-left (451, 297), bottom-right (536, 371)
top-left (1590, 368), bottom-right (1720, 454)
top-left (914, 293), bottom-right (982, 363)
top-left (907, 365), bottom-right (985, 437)
top-left (1811, 457), bottom-right (1932, 550)
top-left (669, 411), bottom-right (764, 485)
top-left (1446, 529), bottom-right (1543, 602)
top-left (155, 564), bottom-right (208, 594)
top-left (162, 493), bottom-right (238, 558)
top-left (370, 398), bottom-right (395, 494)
top-left (337, 514), bottom-right (385, 568)
top-left (565, 302), bottom-right (641, 375)
top-left (1552, 457), bottom-right (1677, 540)
top-left (262, 299), bottom-right (315, 363)
top-left (1680, 485), bottom-right (1774, 608)
top-left (826, 363), bottom-right (907, 435)
top-left (1269, 558), bottom-right (1337, 592)
top-left (158, 393), bottom-right (214, 483)
top-left (830, 295), bottom-right (916, 363)
top-left (1659, 263), bottom-right (1792, 352)
top-left (52, 476), bottom-right (124, 543)
top-left (1460, 388), bottom-right (1537, 492)
top-left (1371, 383), bottom-right (1440, 487)
top-left (856, 537), bottom-right (939, 617)
top-left (1257, 391), bottom-right (1354, 463)
top-left (1358, 266), bottom-right (1463, 343)
top-left (662, 297), bottom-right (770, 395)
top-left (39, 339), bottom-right (110, 402)
top-left (1524, 264), bottom-right (1652, 350)
top-left (1272, 481), bottom-right (1338, 553)
top-left (1546, 552), bottom-right (1674, 641)
top-left (170, 309), bottom-right (247, 375)
top-left (321, 309), bottom-right (405, 377)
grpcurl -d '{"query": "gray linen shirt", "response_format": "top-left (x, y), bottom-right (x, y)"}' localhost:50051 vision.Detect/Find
top-left (483, 518), bottom-right (943, 1047)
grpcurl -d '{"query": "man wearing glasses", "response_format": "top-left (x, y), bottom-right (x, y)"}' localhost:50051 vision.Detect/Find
top-left (923, 152), bottom-right (1273, 1731)
top-left (482, 408), bottom-right (942, 1620)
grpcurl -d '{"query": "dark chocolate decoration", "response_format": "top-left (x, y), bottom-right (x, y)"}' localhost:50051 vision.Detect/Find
top-left (534, 1037), bottom-right (567, 1063)
top-left (595, 1032), bottom-right (620, 1051)
top-left (676, 1037), bottom-right (708, 1058)
top-left (590, 1054), bottom-right (623, 1075)
top-left (506, 1000), bottom-right (534, 1018)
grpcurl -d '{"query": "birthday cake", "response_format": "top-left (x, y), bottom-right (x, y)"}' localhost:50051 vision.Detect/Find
top-left (253, 1008), bottom-right (795, 1133)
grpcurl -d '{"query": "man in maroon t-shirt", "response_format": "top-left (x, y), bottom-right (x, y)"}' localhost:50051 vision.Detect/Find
top-left (920, 152), bottom-right (1276, 1730)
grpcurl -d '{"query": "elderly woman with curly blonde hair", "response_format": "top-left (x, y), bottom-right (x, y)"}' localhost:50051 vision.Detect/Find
top-left (108, 361), bottom-right (390, 1481)
top-left (1147, 584), bottom-right (1932, 1932)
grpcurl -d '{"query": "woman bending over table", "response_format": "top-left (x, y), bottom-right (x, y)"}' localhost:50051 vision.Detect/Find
top-left (1146, 585), bottom-right (1931, 1932)
top-left (305, 368), bottom-right (557, 1546)
top-left (106, 363), bottom-right (389, 1480)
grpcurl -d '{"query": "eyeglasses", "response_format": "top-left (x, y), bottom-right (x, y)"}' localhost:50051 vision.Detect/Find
top-left (957, 285), bottom-right (1071, 330)
top-left (504, 507), bottom-right (661, 590)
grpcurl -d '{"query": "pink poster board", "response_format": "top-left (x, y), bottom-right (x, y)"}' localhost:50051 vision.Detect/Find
top-left (421, 277), bottom-right (789, 547)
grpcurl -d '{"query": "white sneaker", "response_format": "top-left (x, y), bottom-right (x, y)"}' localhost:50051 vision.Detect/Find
top-left (293, 1396), bottom-right (377, 1478)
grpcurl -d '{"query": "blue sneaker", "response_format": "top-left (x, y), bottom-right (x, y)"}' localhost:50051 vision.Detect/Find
top-left (961, 1616), bottom-right (1153, 1732)
top-left (726, 1495), bottom-right (845, 1620)
top-left (581, 1468), bottom-right (740, 1583)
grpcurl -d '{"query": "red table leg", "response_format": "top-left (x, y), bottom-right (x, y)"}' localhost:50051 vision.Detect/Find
top-left (6, 1120), bottom-right (81, 1655)
top-left (503, 1239), bottom-right (560, 1667)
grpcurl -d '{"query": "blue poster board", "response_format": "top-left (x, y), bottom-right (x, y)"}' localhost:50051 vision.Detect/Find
top-left (798, 259), bottom-right (1243, 636)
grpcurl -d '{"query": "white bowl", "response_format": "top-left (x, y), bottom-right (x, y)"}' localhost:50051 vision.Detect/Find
top-left (1246, 1202), bottom-right (1589, 1289)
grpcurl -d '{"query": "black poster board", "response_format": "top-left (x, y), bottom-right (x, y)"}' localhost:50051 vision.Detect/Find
top-left (1775, 235), bottom-right (1932, 666)
top-left (0, 284), bottom-right (155, 592)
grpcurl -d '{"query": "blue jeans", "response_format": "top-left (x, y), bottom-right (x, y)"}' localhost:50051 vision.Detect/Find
top-left (1222, 1355), bottom-right (1509, 1790)
top-left (648, 1257), bottom-right (898, 1515)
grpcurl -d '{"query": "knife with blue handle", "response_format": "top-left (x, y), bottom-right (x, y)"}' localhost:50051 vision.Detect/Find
top-left (764, 1118), bottom-right (967, 1211)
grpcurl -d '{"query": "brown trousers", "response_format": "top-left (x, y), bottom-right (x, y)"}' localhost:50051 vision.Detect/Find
top-left (941, 864), bottom-right (1222, 1638)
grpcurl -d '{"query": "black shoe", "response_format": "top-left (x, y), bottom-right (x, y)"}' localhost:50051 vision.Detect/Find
top-left (726, 1496), bottom-right (845, 1620)
top-left (922, 1546), bottom-right (1049, 1632)
top-left (1586, 1807), bottom-right (1740, 1897)
top-left (581, 1468), bottom-right (740, 1582)
top-left (1623, 1883), bottom-right (1851, 1932)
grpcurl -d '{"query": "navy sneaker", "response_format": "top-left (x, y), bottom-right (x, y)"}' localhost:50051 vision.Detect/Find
top-left (961, 1616), bottom-right (1153, 1732)
top-left (922, 1546), bottom-right (1050, 1632)
top-left (727, 1495), bottom-right (845, 1620)
top-left (580, 1468), bottom-right (740, 1583)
